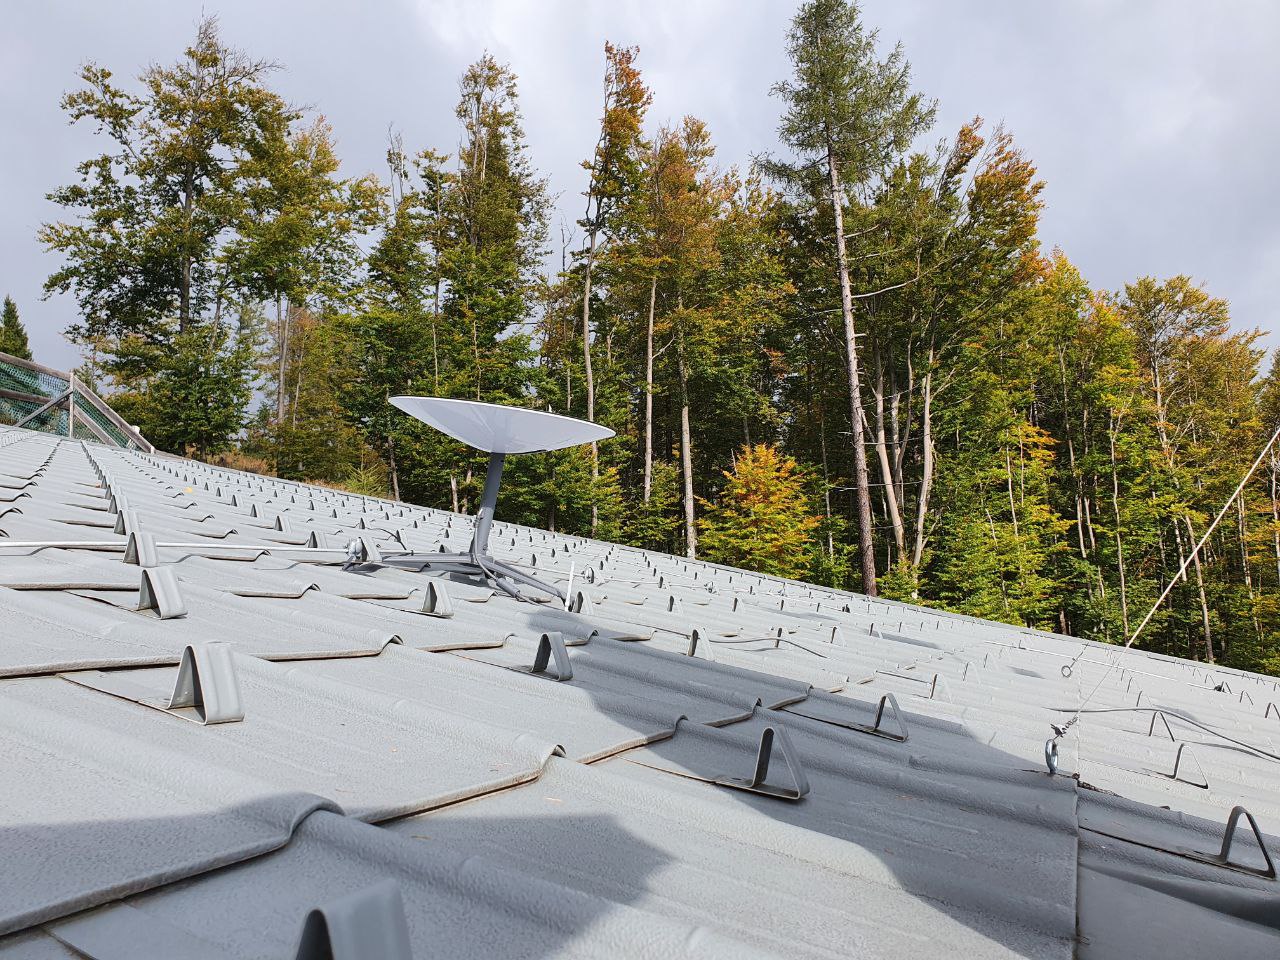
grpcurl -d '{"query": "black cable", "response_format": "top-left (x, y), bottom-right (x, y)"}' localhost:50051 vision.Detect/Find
top-left (1050, 705), bottom-right (1280, 764)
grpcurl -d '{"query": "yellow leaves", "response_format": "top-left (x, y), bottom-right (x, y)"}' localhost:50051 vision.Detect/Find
top-left (699, 444), bottom-right (819, 580)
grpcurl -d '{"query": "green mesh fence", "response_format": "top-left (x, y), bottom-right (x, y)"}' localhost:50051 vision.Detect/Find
top-left (0, 355), bottom-right (149, 450)
top-left (0, 361), bottom-right (68, 400)
top-left (75, 397), bottom-right (132, 447)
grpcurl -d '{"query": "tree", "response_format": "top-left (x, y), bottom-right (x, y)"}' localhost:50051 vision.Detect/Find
top-left (649, 119), bottom-right (722, 557)
top-left (1116, 276), bottom-right (1263, 662)
top-left (115, 317), bottom-right (257, 457)
top-left (341, 55), bottom-right (550, 511)
top-left (699, 444), bottom-right (819, 579)
top-left (232, 117), bottom-right (383, 432)
top-left (38, 16), bottom-right (370, 458)
top-left (0, 297), bottom-right (32, 360)
top-left (771, 0), bottom-right (935, 595)
top-left (577, 44), bottom-right (651, 534)
top-left (41, 17), bottom-right (297, 343)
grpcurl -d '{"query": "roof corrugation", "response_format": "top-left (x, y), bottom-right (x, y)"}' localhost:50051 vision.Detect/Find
top-left (0, 424), bottom-right (1277, 959)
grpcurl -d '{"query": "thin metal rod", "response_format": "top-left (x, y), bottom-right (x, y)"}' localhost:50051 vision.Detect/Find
top-left (1127, 422), bottom-right (1280, 648)
top-left (0, 540), bottom-right (351, 553)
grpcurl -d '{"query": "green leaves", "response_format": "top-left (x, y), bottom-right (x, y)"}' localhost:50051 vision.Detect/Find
top-left (120, 318), bottom-right (257, 457)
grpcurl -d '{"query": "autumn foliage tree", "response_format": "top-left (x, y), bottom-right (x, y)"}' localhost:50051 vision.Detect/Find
top-left (699, 444), bottom-right (819, 579)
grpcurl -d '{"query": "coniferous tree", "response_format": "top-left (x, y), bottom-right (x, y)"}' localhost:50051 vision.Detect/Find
top-left (0, 297), bottom-right (32, 360)
top-left (770, 0), bottom-right (935, 594)
top-left (700, 444), bottom-right (819, 580)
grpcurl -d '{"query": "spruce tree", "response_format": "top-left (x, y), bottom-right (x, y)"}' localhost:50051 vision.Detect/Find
top-left (770, 0), bottom-right (934, 594)
top-left (0, 297), bottom-right (32, 360)
top-left (699, 444), bottom-right (819, 580)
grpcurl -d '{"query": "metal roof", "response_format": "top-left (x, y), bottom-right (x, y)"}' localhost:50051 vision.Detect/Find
top-left (0, 423), bottom-right (1277, 959)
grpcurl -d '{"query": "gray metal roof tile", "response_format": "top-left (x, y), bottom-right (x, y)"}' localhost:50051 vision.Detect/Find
top-left (3, 426), bottom-right (1280, 957)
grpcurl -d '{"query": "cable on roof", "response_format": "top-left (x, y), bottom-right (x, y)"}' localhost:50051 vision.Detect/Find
top-left (1044, 422), bottom-right (1280, 772)
top-left (1050, 705), bottom-right (1280, 765)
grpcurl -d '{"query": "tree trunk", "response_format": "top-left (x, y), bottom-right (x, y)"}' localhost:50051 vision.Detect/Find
top-left (826, 146), bottom-right (877, 595)
top-left (581, 228), bottom-right (600, 535)
top-left (471, 317), bottom-right (481, 401)
top-left (1108, 415), bottom-right (1130, 636)
top-left (819, 397), bottom-right (834, 557)
top-left (1151, 363), bottom-right (1212, 659)
top-left (1185, 515), bottom-right (1213, 663)
top-left (179, 174), bottom-right (195, 333)
top-left (276, 298), bottom-right (291, 423)
top-left (431, 276), bottom-right (442, 393)
top-left (387, 438), bottom-right (401, 501)
top-left (889, 360), bottom-right (907, 508)
top-left (912, 356), bottom-right (935, 568)
top-left (677, 339), bottom-right (696, 559)
top-left (642, 273), bottom-right (657, 504)
top-left (1237, 492), bottom-right (1262, 650)
top-left (1271, 455), bottom-right (1280, 586)
top-left (871, 352), bottom-right (905, 554)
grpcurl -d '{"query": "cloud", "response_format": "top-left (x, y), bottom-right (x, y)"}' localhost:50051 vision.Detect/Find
top-left (2, 0), bottom-right (1275, 371)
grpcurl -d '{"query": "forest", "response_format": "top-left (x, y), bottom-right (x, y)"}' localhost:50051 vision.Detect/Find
top-left (31, 0), bottom-right (1280, 674)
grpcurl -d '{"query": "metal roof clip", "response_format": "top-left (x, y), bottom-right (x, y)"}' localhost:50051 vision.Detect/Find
top-left (113, 507), bottom-right (139, 535)
top-left (871, 692), bottom-right (909, 741)
top-left (275, 514), bottom-right (292, 532)
top-left (531, 631), bottom-right (573, 681)
top-left (168, 642), bottom-right (244, 724)
top-left (1215, 806), bottom-right (1276, 879)
top-left (124, 530), bottom-right (158, 568)
top-left (686, 627), bottom-right (716, 661)
top-left (421, 580), bottom-right (454, 618)
top-left (667, 594), bottom-right (684, 615)
top-left (716, 725), bottom-right (811, 801)
top-left (570, 589), bottom-right (595, 616)
top-left (1148, 710), bottom-right (1177, 740)
top-left (293, 880), bottom-right (413, 960)
top-left (927, 673), bottom-right (952, 702)
top-left (139, 567), bottom-right (187, 619)
top-left (1170, 743), bottom-right (1208, 789)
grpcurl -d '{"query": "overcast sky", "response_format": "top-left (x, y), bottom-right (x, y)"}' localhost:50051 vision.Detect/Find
top-left (4, 1), bottom-right (1277, 371)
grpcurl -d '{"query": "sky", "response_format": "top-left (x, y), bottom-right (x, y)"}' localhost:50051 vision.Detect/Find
top-left (3, 1), bottom-right (1278, 372)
